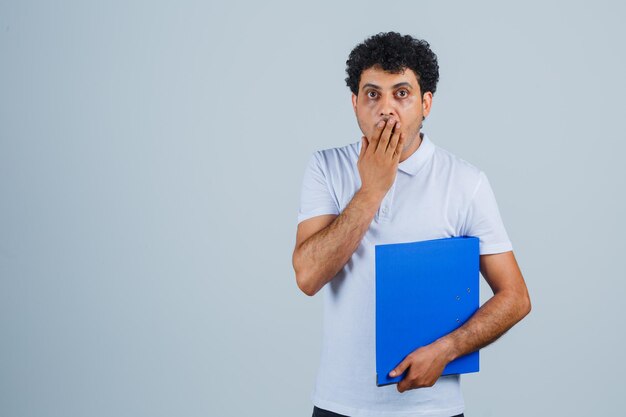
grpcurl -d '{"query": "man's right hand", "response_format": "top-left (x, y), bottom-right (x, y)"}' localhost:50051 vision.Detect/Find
top-left (357, 117), bottom-right (405, 200)
top-left (294, 118), bottom-right (404, 295)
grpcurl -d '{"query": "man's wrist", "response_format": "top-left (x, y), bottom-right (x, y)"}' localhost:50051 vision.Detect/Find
top-left (355, 187), bottom-right (385, 206)
top-left (434, 336), bottom-right (459, 363)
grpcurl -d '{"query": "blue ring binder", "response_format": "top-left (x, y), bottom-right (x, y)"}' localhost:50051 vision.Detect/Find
top-left (375, 236), bottom-right (480, 386)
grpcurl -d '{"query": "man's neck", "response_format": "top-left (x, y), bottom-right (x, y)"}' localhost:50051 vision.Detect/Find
top-left (399, 132), bottom-right (423, 163)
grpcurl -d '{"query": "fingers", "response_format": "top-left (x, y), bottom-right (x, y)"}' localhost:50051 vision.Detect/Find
top-left (395, 366), bottom-right (417, 393)
top-left (376, 118), bottom-right (397, 153)
top-left (397, 371), bottom-right (436, 393)
top-left (358, 136), bottom-right (368, 160)
top-left (397, 379), bottom-right (410, 393)
top-left (368, 120), bottom-right (385, 151)
top-left (387, 123), bottom-right (402, 154)
top-left (389, 356), bottom-right (410, 380)
top-left (396, 368), bottom-right (416, 392)
top-left (393, 132), bottom-right (406, 160)
top-left (390, 353), bottom-right (424, 393)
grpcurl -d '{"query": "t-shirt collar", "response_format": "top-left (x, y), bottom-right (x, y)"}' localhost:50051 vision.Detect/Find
top-left (398, 132), bottom-right (435, 176)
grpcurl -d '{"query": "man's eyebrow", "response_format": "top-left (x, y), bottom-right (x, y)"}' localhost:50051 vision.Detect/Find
top-left (361, 82), bottom-right (414, 90)
top-left (362, 83), bottom-right (381, 90)
top-left (393, 82), bottom-right (414, 89)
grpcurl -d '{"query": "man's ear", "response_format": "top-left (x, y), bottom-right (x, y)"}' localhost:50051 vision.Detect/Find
top-left (351, 93), bottom-right (358, 113)
top-left (422, 91), bottom-right (433, 118)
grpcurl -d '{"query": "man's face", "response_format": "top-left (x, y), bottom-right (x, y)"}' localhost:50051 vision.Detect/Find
top-left (351, 65), bottom-right (432, 154)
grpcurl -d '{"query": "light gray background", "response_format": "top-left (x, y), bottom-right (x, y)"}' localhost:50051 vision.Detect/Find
top-left (1, 1), bottom-right (625, 416)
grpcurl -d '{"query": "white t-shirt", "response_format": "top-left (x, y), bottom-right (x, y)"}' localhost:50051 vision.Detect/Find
top-left (297, 133), bottom-right (513, 417)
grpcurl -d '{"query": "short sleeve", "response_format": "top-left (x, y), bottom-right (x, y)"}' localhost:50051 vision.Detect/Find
top-left (297, 152), bottom-right (340, 224)
top-left (462, 171), bottom-right (513, 255)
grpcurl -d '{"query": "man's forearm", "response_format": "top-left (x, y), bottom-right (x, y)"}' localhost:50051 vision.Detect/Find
top-left (293, 189), bottom-right (381, 296)
top-left (437, 289), bottom-right (531, 362)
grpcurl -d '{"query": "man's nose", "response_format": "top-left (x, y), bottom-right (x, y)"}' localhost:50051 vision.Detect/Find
top-left (378, 94), bottom-right (396, 118)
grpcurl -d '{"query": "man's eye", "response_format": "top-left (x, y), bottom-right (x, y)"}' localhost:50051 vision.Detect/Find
top-left (397, 90), bottom-right (408, 98)
top-left (367, 91), bottom-right (378, 99)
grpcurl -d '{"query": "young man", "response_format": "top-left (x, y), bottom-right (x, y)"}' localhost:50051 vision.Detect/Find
top-left (292, 32), bottom-right (531, 417)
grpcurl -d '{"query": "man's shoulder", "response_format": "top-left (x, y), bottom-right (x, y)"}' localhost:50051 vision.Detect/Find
top-left (433, 143), bottom-right (483, 177)
top-left (312, 141), bottom-right (360, 172)
top-left (430, 143), bottom-right (485, 194)
top-left (315, 141), bottom-right (359, 159)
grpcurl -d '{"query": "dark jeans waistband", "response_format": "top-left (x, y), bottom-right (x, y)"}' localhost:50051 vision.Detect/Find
top-left (312, 405), bottom-right (464, 417)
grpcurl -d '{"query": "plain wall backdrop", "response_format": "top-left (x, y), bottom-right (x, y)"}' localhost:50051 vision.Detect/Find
top-left (1, 1), bottom-right (625, 416)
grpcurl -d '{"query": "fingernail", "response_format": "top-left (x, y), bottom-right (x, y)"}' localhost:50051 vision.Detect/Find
top-left (377, 120), bottom-right (384, 127)
top-left (390, 370), bottom-right (396, 377)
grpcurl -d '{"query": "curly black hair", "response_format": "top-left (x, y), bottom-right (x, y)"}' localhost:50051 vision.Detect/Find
top-left (345, 32), bottom-right (440, 97)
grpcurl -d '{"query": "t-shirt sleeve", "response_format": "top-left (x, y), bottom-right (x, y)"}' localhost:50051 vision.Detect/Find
top-left (462, 171), bottom-right (513, 255)
top-left (297, 151), bottom-right (340, 224)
